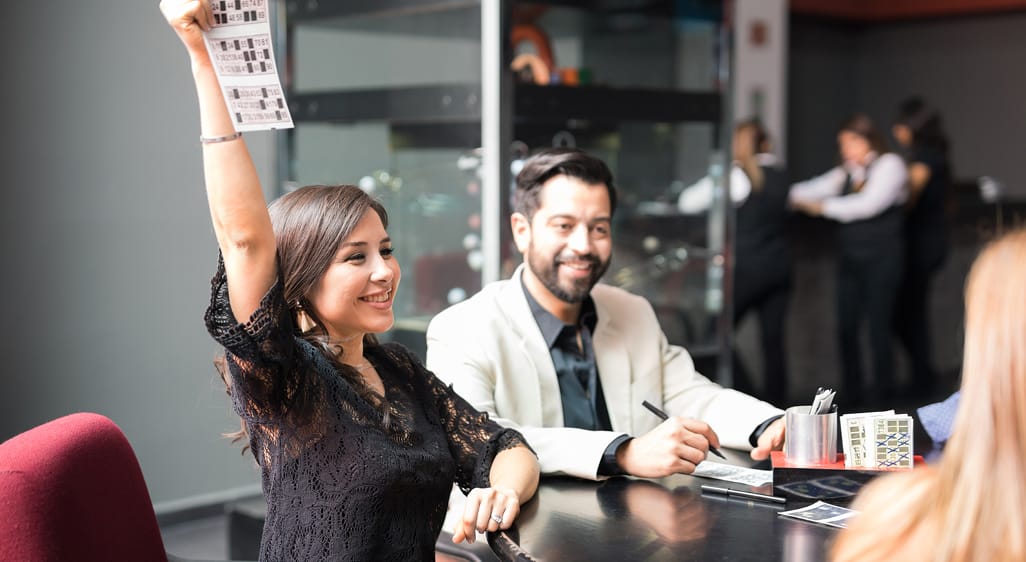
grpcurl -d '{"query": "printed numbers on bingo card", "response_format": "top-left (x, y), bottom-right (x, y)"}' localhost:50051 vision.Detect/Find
top-left (211, 0), bottom-right (268, 26)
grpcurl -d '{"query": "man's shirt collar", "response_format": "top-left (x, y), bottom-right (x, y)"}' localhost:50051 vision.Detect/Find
top-left (520, 271), bottom-right (598, 348)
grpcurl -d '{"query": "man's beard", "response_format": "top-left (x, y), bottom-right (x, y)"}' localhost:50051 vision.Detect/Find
top-left (527, 246), bottom-right (610, 304)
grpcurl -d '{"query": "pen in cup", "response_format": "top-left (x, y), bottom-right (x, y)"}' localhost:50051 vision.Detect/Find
top-left (641, 400), bottom-right (727, 460)
top-left (700, 484), bottom-right (786, 504)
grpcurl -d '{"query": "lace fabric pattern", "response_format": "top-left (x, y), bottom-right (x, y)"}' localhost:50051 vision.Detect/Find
top-left (204, 259), bottom-right (528, 561)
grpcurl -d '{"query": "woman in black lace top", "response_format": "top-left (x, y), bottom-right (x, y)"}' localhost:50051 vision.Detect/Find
top-left (160, 2), bottom-right (539, 560)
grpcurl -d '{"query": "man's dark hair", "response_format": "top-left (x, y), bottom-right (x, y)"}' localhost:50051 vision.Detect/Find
top-left (513, 148), bottom-right (618, 220)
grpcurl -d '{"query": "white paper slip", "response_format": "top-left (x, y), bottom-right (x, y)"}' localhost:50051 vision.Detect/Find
top-left (778, 501), bottom-right (859, 529)
top-left (203, 0), bottom-right (294, 132)
top-left (692, 461), bottom-right (773, 487)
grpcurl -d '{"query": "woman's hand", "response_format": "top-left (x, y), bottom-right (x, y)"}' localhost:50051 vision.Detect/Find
top-left (451, 487), bottom-right (521, 544)
top-left (159, 0), bottom-right (214, 56)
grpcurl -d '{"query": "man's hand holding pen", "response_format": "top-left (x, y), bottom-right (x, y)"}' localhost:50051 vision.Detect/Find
top-left (615, 415), bottom-right (723, 478)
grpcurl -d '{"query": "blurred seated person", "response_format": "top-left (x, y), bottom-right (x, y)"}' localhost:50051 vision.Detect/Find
top-left (831, 229), bottom-right (1026, 561)
top-left (914, 391), bottom-right (960, 462)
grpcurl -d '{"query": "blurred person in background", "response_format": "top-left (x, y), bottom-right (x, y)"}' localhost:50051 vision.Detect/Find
top-left (891, 97), bottom-right (952, 399)
top-left (789, 114), bottom-right (907, 407)
top-left (679, 119), bottom-right (792, 404)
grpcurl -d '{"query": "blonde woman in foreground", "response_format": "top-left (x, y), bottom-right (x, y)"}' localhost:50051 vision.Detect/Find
top-left (831, 228), bottom-right (1026, 562)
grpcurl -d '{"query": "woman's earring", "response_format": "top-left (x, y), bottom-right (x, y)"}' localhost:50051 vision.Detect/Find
top-left (294, 301), bottom-right (317, 334)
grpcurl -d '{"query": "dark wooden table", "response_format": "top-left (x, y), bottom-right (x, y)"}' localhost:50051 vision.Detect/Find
top-left (229, 449), bottom-right (843, 561)
top-left (487, 450), bottom-right (840, 562)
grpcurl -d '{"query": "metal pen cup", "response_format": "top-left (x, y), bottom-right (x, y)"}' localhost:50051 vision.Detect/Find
top-left (784, 405), bottom-right (838, 465)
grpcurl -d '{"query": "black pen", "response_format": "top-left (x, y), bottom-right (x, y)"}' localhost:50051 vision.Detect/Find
top-left (701, 484), bottom-right (787, 504)
top-left (641, 400), bottom-right (727, 460)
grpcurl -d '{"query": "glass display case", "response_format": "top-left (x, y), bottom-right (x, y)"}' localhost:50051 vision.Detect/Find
top-left (278, 0), bottom-right (737, 382)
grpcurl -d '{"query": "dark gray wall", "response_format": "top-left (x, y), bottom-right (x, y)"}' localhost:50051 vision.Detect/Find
top-left (855, 14), bottom-right (1026, 195)
top-left (787, 18), bottom-right (859, 183)
top-left (0, 2), bottom-right (271, 507)
top-left (788, 12), bottom-right (1026, 195)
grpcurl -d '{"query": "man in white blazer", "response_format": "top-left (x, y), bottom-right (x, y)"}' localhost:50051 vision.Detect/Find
top-left (426, 148), bottom-right (786, 481)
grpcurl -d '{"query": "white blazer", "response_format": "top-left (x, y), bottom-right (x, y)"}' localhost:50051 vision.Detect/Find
top-left (426, 267), bottom-right (782, 480)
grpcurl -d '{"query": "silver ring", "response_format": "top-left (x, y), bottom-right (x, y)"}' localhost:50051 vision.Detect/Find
top-left (491, 514), bottom-right (503, 524)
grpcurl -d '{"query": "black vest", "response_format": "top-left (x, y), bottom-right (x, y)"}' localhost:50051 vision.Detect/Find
top-left (735, 164), bottom-right (791, 271)
top-left (837, 160), bottom-right (904, 260)
top-left (905, 145), bottom-right (950, 270)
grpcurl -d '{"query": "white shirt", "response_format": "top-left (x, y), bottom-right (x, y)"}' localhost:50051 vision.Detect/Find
top-left (788, 152), bottom-right (908, 223)
top-left (677, 154), bottom-right (780, 214)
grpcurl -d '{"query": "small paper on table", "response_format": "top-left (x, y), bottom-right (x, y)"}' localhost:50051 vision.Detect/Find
top-left (778, 500), bottom-right (859, 529)
top-left (692, 460), bottom-right (773, 487)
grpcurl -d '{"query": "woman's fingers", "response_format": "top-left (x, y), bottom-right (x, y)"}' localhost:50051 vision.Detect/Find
top-left (451, 525), bottom-right (468, 544)
top-left (198, 0), bottom-right (215, 30)
top-left (475, 494), bottom-right (496, 534)
top-left (159, 0), bottom-right (213, 51)
top-left (454, 491), bottom-right (482, 544)
top-left (495, 499), bottom-right (519, 531)
top-left (453, 488), bottom-right (521, 543)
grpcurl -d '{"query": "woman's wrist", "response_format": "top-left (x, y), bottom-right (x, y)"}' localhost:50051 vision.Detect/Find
top-left (484, 486), bottom-right (520, 500)
top-left (189, 53), bottom-right (215, 74)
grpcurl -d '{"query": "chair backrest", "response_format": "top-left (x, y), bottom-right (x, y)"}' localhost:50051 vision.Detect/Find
top-left (0, 412), bottom-right (169, 562)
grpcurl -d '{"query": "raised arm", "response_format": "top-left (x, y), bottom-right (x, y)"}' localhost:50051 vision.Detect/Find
top-left (161, 0), bottom-right (277, 324)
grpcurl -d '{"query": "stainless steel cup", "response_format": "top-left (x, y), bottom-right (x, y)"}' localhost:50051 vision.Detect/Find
top-left (784, 405), bottom-right (838, 465)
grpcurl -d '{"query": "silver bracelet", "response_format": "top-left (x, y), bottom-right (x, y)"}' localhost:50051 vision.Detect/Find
top-left (200, 131), bottom-right (243, 144)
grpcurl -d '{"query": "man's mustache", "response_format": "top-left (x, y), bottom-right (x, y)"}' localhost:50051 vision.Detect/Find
top-left (554, 253), bottom-right (602, 267)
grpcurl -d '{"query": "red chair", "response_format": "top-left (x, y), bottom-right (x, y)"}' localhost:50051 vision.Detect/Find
top-left (0, 412), bottom-right (237, 562)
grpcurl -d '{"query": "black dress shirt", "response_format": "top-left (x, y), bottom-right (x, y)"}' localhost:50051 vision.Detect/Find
top-left (522, 284), bottom-right (628, 475)
top-left (522, 280), bottom-right (779, 475)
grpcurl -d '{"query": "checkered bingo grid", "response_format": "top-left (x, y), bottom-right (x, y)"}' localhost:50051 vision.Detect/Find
top-left (873, 417), bottom-right (912, 469)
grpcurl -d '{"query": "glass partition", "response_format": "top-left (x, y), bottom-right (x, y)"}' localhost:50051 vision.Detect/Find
top-left (279, 0), bottom-right (734, 376)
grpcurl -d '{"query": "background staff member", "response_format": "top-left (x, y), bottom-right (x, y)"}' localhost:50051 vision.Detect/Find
top-left (891, 97), bottom-right (952, 399)
top-left (789, 114), bottom-right (907, 407)
top-left (678, 119), bottom-right (793, 404)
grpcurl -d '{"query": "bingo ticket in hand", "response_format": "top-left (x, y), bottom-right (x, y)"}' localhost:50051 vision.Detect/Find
top-left (203, 0), bottom-right (293, 131)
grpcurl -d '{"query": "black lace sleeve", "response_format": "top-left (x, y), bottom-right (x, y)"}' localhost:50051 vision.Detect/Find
top-left (203, 255), bottom-right (299, 423)
top-left (385, 344), bottom-right (532, 494)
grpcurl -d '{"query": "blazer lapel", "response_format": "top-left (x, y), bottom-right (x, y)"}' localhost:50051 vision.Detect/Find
top-left (592, 290), bottom-right (633, 434)
top-left (498, 266), bottom-right (565, 427)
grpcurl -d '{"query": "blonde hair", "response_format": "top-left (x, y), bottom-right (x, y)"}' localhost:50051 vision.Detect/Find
top-left (832, 228), bottom-right (1026, 562)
